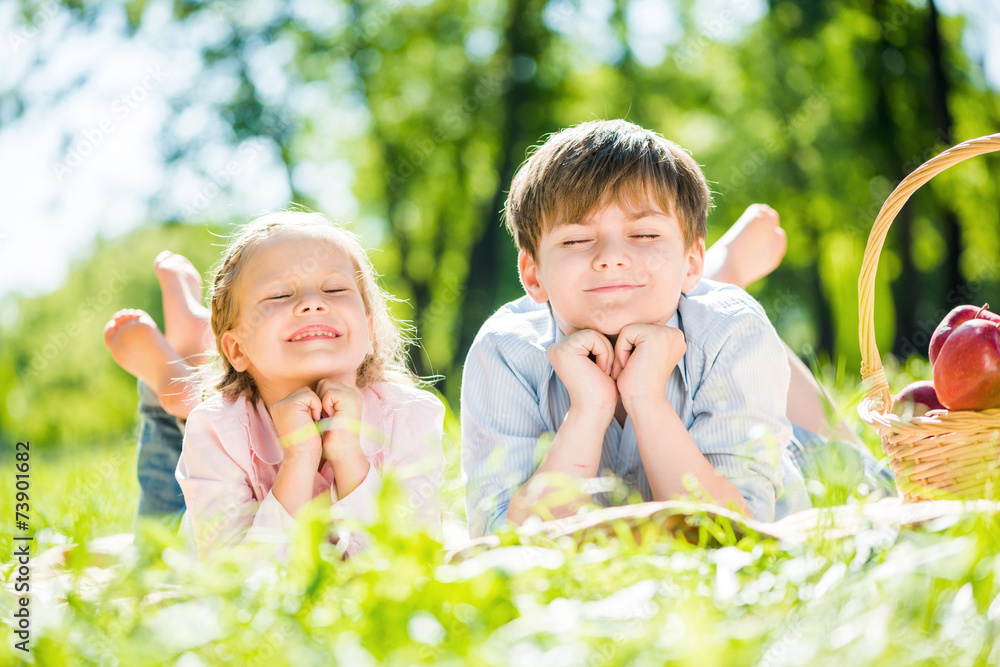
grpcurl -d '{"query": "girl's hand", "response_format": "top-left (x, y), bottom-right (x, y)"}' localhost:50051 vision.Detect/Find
top-left (271, 387), bottom-right (324, 466)
top-left (270, 387), bottom-right (326, 516)
top-left (315, 379), bottom-right (364, 463)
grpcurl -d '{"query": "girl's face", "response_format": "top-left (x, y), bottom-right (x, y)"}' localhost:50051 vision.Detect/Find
top-left (221, 229), bottom-right (373, 404)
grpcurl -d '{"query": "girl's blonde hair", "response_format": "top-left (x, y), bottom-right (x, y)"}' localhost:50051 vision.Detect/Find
top-left (208, 211), bottom-right (414, 402)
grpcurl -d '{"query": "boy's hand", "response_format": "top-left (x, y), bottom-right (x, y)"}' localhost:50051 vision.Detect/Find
top-left (271, 387), bottom-right (324, 466)
top-left (548, 329), bottom-right (618, 419)
top-left (612, 323), bottom-right (686, 409)
top-left (314, 379), bottom-right (364, 462)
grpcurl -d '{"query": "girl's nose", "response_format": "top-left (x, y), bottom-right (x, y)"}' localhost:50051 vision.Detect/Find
top-left (295, 291), bottom-right (328, 314)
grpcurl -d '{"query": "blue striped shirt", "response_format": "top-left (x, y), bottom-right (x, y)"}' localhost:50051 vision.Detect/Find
top-left (461, 278), bottom-right (811, 537)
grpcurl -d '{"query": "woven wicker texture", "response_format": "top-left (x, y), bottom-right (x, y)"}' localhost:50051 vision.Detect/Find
top-left (858, 133), bottom-right (1000, 502)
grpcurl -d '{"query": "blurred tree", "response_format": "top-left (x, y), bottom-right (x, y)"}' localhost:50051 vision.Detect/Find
top-left (0, 223), bottom-right (222, 448)
top-left (4, 0), bottom-right (999, 448)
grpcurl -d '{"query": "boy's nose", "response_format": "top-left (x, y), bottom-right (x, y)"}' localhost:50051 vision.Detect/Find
top-left (592, 239), bottom-right (630, 270)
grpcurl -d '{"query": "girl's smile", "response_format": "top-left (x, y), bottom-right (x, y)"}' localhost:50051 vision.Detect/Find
top-left (220, 228), bottom-right (373, 408)
top-left (286, 324), bottom-right (342, 342)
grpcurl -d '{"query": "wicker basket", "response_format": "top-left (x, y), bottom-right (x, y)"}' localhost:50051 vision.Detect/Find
top-left (859, 133), bottom-right (1000, 502)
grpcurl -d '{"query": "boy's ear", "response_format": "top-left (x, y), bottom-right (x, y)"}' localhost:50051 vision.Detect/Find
top-left (220, 331), bottom-right (250, 372)
top-left (518, 249), bottom-right (549, 304)
top-left (681, 238), bottom-right (706, 294)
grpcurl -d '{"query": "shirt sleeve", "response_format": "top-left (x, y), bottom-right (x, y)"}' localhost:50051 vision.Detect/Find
top-left (461, 333), bottom-right (551, 538)
top-left (329, 390), bottom-right (446, 556)
top-left (687, 310), bottom-right (792, 523)
top-left (176, 405), bottom-right (297, 559)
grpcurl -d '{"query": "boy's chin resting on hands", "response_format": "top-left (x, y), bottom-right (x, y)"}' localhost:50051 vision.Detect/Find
top-left (547, 328), bottom-right (619, 416)
top-left (612, 322), bottom-right (686, 409)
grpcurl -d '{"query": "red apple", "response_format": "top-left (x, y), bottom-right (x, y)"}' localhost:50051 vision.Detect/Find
top-left (929, 304), bottom-right (1000, 364)
top-left (932, 318), bottom-right (1000, 410)
top-left (891, 380), bottom-right (946, 417)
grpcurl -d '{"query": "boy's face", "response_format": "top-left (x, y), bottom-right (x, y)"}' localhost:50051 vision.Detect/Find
top-left (519, 198), bottom-right (705, 338)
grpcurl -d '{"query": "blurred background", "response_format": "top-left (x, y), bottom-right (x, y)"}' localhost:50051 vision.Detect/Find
top-left (1, 0), bottom-right (999, 452)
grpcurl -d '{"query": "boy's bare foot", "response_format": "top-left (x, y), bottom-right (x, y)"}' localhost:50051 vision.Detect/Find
top-left (103, 309), bottom-right (200, 419)
top-left (154, 251), bottom-right (213, 363)
top-left (704, 204), bottom-right (788, 288)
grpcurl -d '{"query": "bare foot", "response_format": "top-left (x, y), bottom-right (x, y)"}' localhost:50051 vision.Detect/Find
top-left (154, 251), bottom-right (213, 363)
top-left (704, 204), bottom-right (788, 288)
top-left (103, 309), bottom-right (200, 419)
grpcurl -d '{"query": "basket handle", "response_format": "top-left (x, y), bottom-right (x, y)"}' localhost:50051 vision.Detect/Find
top-left (859, 133), bottom-right (1000, 413)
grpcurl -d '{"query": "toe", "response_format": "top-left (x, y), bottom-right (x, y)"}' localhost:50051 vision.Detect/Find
top-left (112, 309), bottom-right (142, 326)
top-left (154, 250), bottom-right (175, 268)
top-left (104, 310), bottom-right (139, 346)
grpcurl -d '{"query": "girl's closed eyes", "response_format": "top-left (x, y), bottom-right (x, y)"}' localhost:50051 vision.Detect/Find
top-left (177, 211), bottom-right (445, 560)
top-left (266, 287), bottom-right (349, 301)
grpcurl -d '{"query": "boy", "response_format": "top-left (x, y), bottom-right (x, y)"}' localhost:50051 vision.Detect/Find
top-left (462, 119), bottom-right (821, 537)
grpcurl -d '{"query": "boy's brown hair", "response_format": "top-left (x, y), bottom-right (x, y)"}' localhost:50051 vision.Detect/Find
top-left (504, 119), bottom-right (712, 259)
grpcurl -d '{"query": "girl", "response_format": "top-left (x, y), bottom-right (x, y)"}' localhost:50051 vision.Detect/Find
top-left (175, 211), bottom-right (445, 558)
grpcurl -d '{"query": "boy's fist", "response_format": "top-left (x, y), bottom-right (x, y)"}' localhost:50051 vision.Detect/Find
top-left (548, 329), bottom-right (618, 418)
top-left (612, 323), bottom-right (686, 407)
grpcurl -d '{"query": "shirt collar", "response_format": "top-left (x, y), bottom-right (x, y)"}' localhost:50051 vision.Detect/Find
top-left (548, 309), bottom-right (689, 391)
top-left (239, 396), bottom-right (284, 465)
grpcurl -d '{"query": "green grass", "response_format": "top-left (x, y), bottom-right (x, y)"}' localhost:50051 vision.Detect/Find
top-left (0, 437), bottom-right (139, 558)
top-left (2, 362), bottom-right (1000, 666)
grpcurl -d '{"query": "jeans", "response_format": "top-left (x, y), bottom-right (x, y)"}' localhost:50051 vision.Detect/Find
top-left (135, 380), bottom-right (186, 529)
top-left (788, 423), bottom-right (897, 502)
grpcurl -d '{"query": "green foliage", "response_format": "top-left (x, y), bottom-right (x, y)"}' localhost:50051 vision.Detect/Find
top-left (0, 223), bottom-right (225, 449)
top-left (2, 407), bottom-right (1000, 666)
top-left (4, 4), bottom-right (1000, 660)
top-left (8, 0), bottom-right (1000, 415)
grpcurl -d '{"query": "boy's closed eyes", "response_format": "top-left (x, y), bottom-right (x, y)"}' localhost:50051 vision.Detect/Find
top-left (519, 198), bottom-right (705, 339)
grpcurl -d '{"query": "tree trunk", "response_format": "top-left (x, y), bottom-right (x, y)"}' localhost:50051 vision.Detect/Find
top-left (927, 0), bottom-right (968, 306)
top-left (455, 0), bottom-right (540, 366)
top-left (871, 0), bottom-right (919, 359)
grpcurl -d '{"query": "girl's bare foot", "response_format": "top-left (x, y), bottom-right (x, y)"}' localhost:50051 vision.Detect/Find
top-left (154, 251), bottom-right (213, 363)
top-left (704, 204), bottom-right (788, 288)
top-left (103, 309), bottom-right (200, 419)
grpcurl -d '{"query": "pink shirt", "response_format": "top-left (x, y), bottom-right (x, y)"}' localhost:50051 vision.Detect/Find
top-left (176, 381), bottom-right (445, 559)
